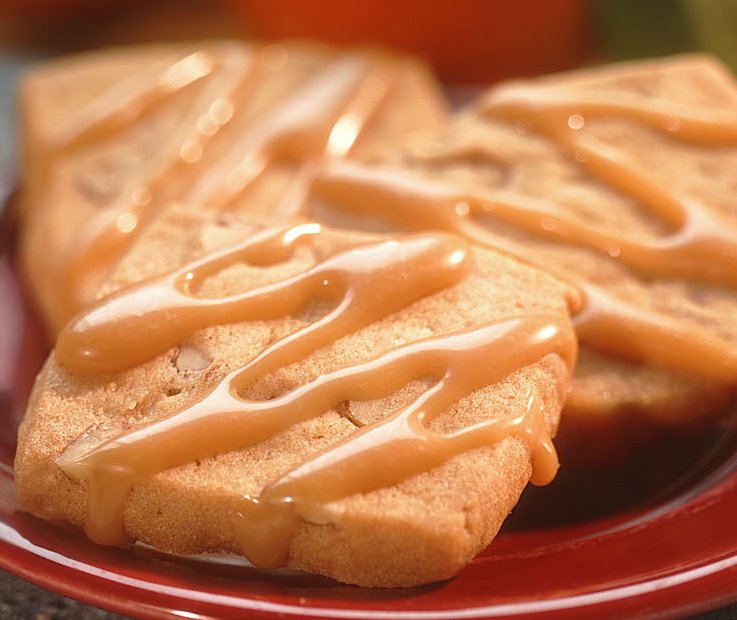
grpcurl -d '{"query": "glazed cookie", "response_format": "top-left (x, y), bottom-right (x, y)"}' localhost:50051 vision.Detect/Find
top-left (18, 40), bottom-right (447, 334)
top-left (309, 54), bottom-right (737, 452)
top-left (16, 217), bottom-right (576, 587)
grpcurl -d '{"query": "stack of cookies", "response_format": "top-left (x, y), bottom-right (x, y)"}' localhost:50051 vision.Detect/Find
top-left (13, 41), bottom-right (737, 587)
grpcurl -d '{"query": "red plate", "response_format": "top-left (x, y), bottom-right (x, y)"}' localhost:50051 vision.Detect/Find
top-left (2, 205), bottom-right (737, 619)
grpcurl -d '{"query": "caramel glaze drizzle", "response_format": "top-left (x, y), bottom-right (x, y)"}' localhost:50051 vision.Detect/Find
top-left (54, 224), bottom-right (575, 564)
top-left (52, 45), bottom-right (397, 330)
top-left (309, 80), bottom-right (737, 384)
top-left (55, 44), bottom-right (251, 327)
top-left (480, 86), bottom-right (737, 287)
top-left (234, 321), bottom-right (573, 568)
top-left (186, 55), bottom-right (398, 217)
top-left (51, 45), bottom-right (232, 153)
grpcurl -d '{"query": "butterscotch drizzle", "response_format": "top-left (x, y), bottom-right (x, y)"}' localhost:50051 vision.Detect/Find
top-left (55, 225), bottom-right (574, 564)
top-left (234, 320), bottom-right (571, 568)
top-left (58, 221), bottom-right (467, 374)
top-left (481, 88), bottom-right (737, 145)
top-left (481, 85), bottom-right (737, 287)
top-left (56, 44), bottom-right (252, 327)
top-left (49, 45), bottom-right (398, 331)
top-left (185, 54), bottom-right (397, 214)
top-left (309, 78), bottom-right (737, 382)
top-left (51, 46), bottom-right (232, 153)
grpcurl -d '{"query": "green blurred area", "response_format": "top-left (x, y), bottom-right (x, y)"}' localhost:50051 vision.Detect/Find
top-left (596, 0), bottom-right (737, 71)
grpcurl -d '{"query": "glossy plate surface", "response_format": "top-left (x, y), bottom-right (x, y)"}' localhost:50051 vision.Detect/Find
top-left (3, 206), bottom-right (737, 620)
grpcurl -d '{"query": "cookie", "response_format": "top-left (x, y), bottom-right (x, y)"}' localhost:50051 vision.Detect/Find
top-left (309, 54), bottom-right (737, 446)
top-left (16, 218), bottom-right (576, 587)
top-left (18, 40), bottom-right (447, 334)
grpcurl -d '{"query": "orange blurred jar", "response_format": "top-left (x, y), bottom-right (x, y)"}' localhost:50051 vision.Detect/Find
top-left (230, 0), bottom-right (593, 83)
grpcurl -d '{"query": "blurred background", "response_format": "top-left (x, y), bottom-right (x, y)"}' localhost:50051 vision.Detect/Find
top-left (2, 0), bottom-right (737, 201)
top-left (2, 0), bottom-right (737, 82)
